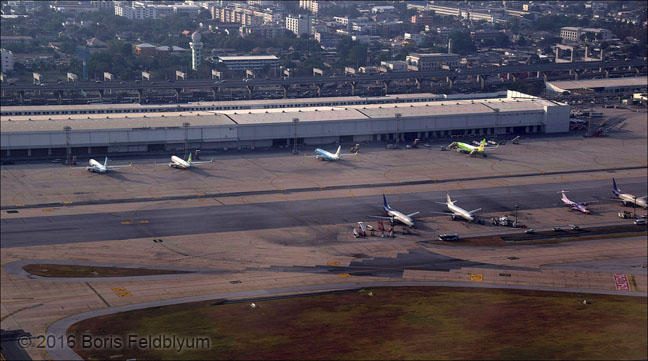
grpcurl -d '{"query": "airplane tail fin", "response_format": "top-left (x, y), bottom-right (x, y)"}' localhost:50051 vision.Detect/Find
top-left (612, 178), bottom-right (621, 193)
top-left (187, 153), bottom-right (192, 165)
top-left (336, 145), bottom-right (341, 157)
top-left (383, 194), bottom-right (391, 210)
top-left (477, 139), bottom-right (486, 152)
top-left (104, 156), bottom-right (108, 167)
top-left (446, 193), bottom-right (455, 205)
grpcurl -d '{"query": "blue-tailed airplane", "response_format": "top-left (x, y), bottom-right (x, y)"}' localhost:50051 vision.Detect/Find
top-left (80, 157), bottom-right (132, 173)
top-left (369, 194), bottom-right (419, 227)
top-left (613, 178), bottom-right (647, 209)
top-left (311, 145), bottom-right (356, 161)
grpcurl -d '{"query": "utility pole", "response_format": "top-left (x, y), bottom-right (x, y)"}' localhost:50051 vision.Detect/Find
top-left (292, 118), bottom-right (299, 154)
top-left (633, 196), bottom-right (637, 219)
top-left (64, 126), bottom-right (72, 165)
top-left (514, 204), bottom-right (519, 226)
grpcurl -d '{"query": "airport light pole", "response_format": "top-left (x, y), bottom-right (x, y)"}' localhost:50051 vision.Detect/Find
top-left (514, 204), bottom-right (519, 226)
top-left (292, 118), bottom-right (299, 154)
top-left (64, 126), bottom-right (71, 165)
top-left (633, 196), bottom-right (637, 219)
top-left (183, 122), bottom-right (190, 158)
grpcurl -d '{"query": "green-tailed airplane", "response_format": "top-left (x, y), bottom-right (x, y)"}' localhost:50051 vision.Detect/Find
top-left (447, 138), bottom-right (497, 157)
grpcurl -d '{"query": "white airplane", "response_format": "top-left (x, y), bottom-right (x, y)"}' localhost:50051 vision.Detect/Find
top-left (369, 194), bottom-right (419, 227)
top-left (433, 193), bottom-right (481, 222)
top-left (559, 190), bottom-right (595, 214)
top-left (168, 153), bottom-right (213, 169)
top-left (613, 178), bottom-right (647, 209)
top-left (81, 157), bottom-right (132, 173)
top-left (311, 145), bottom-right (356, 161)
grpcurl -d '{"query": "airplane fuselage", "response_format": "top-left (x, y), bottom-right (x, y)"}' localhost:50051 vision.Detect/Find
top-left (385, 207), bottom-right (414, 227)
top-left (86, 159), bottom-right (106, 173)
top-left (314, 148), bottom-right (340, 161)
top-left (170, 155), bottom-right (190, 169)
top-left (615, 192), bottom-right (648, 209)
top-left (448, 203), bottom-right (474, 222)
top-left (562, 196), bottom-right (590, 214)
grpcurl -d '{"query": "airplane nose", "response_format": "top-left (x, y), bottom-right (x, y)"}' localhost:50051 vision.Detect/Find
top-left (585, 210), bottom-right (590, 214)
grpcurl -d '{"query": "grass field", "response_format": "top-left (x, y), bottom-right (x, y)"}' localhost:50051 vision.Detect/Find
top-left (22, 264), bottom-right (192, 278)
top-left (68, 287), bottom-right (647, 360)
top-left (427, 224), bottom-right (647, 247)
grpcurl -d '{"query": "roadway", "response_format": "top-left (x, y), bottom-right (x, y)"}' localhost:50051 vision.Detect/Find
top-left (2, 177), bottom-right (645, 248)
top-left (2, 59), bottom-right (644, 92)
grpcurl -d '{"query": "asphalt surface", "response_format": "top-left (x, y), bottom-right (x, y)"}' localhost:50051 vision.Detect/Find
top-left (2, 165), bottom-right (645, 211)
top-left (2, 177), bottom-right (646, 248)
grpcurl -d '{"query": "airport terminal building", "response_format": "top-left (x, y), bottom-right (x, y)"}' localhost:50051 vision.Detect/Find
top-left (0, 91), bottom-right (570, 158)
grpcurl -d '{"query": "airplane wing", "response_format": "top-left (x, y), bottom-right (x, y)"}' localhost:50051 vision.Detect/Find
top-left (106, 162), bottom-right (133, 169)
top-left (368, 215), bottom-right (394, 220)
top-left (468, 208), bottom-right (482, 214)
top-left (406, 211), bottom-right (420, 217)
top-left (189, 158), bottom-right (214, 165)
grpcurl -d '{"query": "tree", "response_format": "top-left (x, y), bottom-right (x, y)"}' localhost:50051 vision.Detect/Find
top-left (449, 32), bottom-right (476, 55)
top-left (494, 33), bottom-right (509, 48)
top-left (516, 36), bottom-right (529, 46)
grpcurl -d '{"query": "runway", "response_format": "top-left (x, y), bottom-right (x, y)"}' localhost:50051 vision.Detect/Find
top-left (2, 177), bottom-right (645, 248)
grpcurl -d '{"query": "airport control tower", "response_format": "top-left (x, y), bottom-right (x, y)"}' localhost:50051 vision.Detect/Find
top-left (189, 31), bottom-right (203, 71)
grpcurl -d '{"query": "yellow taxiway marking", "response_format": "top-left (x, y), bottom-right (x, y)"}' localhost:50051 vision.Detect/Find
top-left (111, 287), bottom-right (131, 297)
top-left (327, 261), bottom-right (340, 266)
top-left (63, 201), bottom-right (72, 205)
top-left (15, 203), bottom-right (24, 207)
top-left (239, 197), bottom-right (249, 204)
top-left (42, 209), bottom-right (54, 212)
top-left (628, 275), bottom-right (637, 292)
top-left (319, 185), bottom-right (326, 190)
top-left (347, 190), bottom-right (356, 197)
top-left (470, 273), bottom-right (483, 282)
top-left (338, 273), bottom-right (351, 278)
top-left (121, 220), bottom-right (149, 225)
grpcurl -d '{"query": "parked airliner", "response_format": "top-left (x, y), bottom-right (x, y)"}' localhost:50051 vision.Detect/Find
top-left (448, 138), bottom-right (497, 157)
top-left (613, 178), bottom-right (647, 209)
top-left (168, 154), bottom-right (213, 169)
top-left (434, 193), bottom-right (481, 222)
top-left (369, 194), bottom-right (419, 227)
top-left (81, 157), bottom-right (132, 173)
top-left (311, 145), bottom-right (356, 161)
top-left (560, 190), bottom-right (594, 214)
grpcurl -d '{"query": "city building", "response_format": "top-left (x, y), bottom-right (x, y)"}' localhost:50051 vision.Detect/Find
top-left (381, 60), bottom-right (407, 72)
top-left (406, 53), bottom-right (461, 71)
top-left (560, 27), bottom-right (613, 42)
top-left (0, 35), bottom-right (34, 46)
top-left (314, 31), bottom-right (338, 49)
top-left (411, 14), bottom-right (435, 26)
top-left (240, 25), bottom-right (285, 38)
top-left (190, 31), bottom-right (204, 71)
top-left (299, 0), bottom-right (327, 14)
top-left (286, 15), bottom-right (312, 36)
top-left (1, 48), bottom-right (14, 73)
top-left (217, 55), bottom-right (279, 71)
top-left (134, 43), bottom-right (157, 56)
top-left (115, 2), bottom-right (158, 20)
top-left (213, 7), bottom-right (263, 26)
